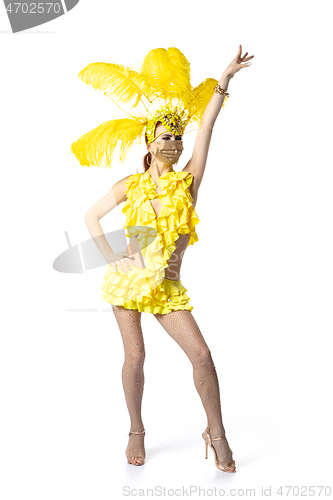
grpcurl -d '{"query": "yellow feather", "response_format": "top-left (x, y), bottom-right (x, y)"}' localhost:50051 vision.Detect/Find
top-left (187, 78), bottom-right (218, 123)
top-left (139, 48), bottom-right (170, 100)
top-left (71, 117), bottom-right (147, 168)
top-left (139, 48), bottom-right (192, 103)
top-left (167, 47), bottom-right (191, 79)
top-left (164, 47), bottom-right (192, 103)
top-left (71, 48), bottom-right (224, 169)
top-left (78, 63), bottom-right (149, 108)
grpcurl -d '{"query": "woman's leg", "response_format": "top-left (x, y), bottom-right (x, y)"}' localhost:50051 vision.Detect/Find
top-left (154, 309), bottom-right (235, 471)
top-left (112, 305), bottom-right (146, 465)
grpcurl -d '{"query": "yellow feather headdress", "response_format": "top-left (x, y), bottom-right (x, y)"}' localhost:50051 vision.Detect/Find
top-left (71, 47), bottom-right (228, 168)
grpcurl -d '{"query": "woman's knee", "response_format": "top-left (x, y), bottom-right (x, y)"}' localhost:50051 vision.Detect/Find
top-left (193, 345), bottom-right (213, 366)
top-left (124, 349), bottom-right (146, 366)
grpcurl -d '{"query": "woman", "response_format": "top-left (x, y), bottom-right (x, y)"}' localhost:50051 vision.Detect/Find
top-left (80, 45), bottom-right (253, 471)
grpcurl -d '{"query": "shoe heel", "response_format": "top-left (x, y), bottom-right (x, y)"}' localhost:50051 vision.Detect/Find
top-left (204, 440), bottom-right (208, 459)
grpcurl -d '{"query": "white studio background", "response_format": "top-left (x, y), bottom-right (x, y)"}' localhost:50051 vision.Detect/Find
top-left (1, 1), bottom-right (332, 499)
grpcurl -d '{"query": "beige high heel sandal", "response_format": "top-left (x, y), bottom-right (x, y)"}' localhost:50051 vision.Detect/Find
top-left (126, 428), bottom-right (146, 466)
top-left (202, 427), bottom-right (236, 473)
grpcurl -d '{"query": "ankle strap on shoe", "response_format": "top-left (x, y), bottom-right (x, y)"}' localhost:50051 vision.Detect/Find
top-left (207, 428), bottom-right (225, 440)
top-left (129, 429), bottom-right (145, 435)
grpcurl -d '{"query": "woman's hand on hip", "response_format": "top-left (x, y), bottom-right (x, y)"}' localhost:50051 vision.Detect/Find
top-left (105, 251), bottom-right (134, 273)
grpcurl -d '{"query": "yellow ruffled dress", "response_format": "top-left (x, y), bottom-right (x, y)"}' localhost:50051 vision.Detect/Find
top-left (100, 169), bottom-right (200, 314)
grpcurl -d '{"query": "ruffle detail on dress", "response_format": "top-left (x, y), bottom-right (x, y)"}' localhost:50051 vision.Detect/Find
top-left (100, 277), bottom-right (193, 314)
top-left (122, 169), bottom-right (199, 246)
top-left (156, 170), bottom-right (200, 249)
top-left (100, 169), bottom-right (200, 306)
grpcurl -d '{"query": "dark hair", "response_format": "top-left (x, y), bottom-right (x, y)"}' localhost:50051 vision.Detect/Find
top-left (142, 121), bottom-right (162, 172)
top-left (142, 151), bottom-right (152, 172)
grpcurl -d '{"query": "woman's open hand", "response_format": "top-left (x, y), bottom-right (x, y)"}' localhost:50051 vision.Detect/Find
top-left (105, 251), bottom-right (134, 274)
top-left (225, 45), bottom-right (254, 78)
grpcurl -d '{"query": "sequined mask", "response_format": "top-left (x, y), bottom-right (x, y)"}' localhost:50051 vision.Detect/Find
top-left (153, 141), bottom-right (184, 164)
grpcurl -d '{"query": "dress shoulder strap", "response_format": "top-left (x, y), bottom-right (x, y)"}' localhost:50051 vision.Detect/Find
top-left (124, 172), bottom-right (141, 200)
top-left (176, 170), bottom-right (194, 189)
top-left (181, 171), bottom-right (194, 187)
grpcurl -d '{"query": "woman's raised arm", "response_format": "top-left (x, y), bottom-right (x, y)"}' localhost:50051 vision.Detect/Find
top-left (183, 45), bottom-right (254, 187)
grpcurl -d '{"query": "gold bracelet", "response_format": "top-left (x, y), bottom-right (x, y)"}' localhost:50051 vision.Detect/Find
top-left (214, 84), bottom-right (229, 97)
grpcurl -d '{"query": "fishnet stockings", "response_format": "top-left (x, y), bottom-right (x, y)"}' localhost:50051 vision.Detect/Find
top-left (111, 305), bottom-right (145, 431)
top-left (154, 309), bottom-right (224, 435)
top-left (155, 309), bottom-right (235, 469)
top-left (112, 305), bottom-right (233, 467)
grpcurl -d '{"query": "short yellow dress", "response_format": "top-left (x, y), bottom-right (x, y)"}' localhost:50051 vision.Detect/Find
top-left (100, 169), bottom-right (200, 314)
